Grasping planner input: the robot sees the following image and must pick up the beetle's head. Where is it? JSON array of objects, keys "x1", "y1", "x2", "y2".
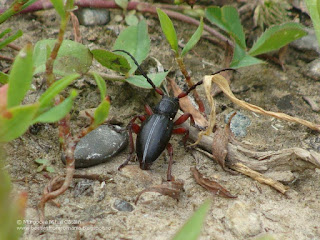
[{"x1": 154, "y1": 95, "x2": 179, "y2": 119}]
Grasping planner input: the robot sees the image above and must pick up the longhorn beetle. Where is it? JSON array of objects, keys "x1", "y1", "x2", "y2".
[{"x1": 114, "y1": 50, "x2": 232, "y2": 181}]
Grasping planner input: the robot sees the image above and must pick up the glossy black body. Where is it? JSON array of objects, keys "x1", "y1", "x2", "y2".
[{"x1": 136, "y1": 95, "x2": 179, "y2": 169}]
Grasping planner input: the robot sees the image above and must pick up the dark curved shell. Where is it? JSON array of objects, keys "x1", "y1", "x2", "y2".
[{"x1": 136, "y1": 114, "x2": 174, "y2": 169}]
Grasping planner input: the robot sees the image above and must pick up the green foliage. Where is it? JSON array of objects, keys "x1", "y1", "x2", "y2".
[
  {"x1": 93, "y1": 99, "x2": 110, "y2": 127},
  {"x1": 0, "y1": 155, "x2": 27, "y2": 240},
  {"x1": 33, "y1": 39, "x2": 93, "y2": 76},
  {"x1": 7, "y1": 44, "x2": 33, "y2": 108},
  {"x1": 157, "y1": 8, "x2": 179, "y2": 55},
  {"x1": 126, "y1": 72, "x2": 169, "y2": 89},
  {"x1": 205, "y1": 6, "x2": 307, "y2": 68},
  {"x1": 305, "y1": 0, "x2": 320, "y2": 48},
  {"x1": 172, "y1": 200, "x2": 211, "y2": 240},
  {"x1": 115, "y1": 0, "x2": 128, "y2": 10},
  {"x1": 33, "y1": 90, "x2": 78, "y2": 124},
  {"x1": 92, "y1": 72, "x2": 107, "y2": 101},
  {"x1": 0, "y1": 46, "x2": 80, "y2": 143},
  {"x1": 0, "y1": 29, "x2": 23, "y2": 50},
  {"x1": 112, "y1": 20, "x2": 150, "y2": 74},
  {"x1": 50, "y1": 0, "x2": 65, "y2": 19},
  {"x1": 37, "y1": 73, "x2": 80, "y2": 111},
  {"x1": 157, "y1": 8, "x2": 204, "y2": 58},
  {"x1": 35, "y1": 159, "x2": 55, "y2": 173},
  {"x1": 0, "y1": 0, "x2": 38, "y2": 24},
  {"x1": 249, "y1": 22, "x2": 307, "y2": 56},
  {"x1": 91, "y1": 49, "x2": 131, "y2": 74},
  {"x1": 181, "y1": 18, "x2": 204, "y2": 57},
  {"x1": 0, "y1": 72, "x2": 9, "y2": 84}
]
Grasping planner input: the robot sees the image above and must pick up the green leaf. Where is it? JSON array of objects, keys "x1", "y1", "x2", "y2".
[
  {"x1": 231, "y1": 44, "x2": 264, "y2": 68},
  {"x1": 33, "y1": 39, "x2": 93, "y2": 76},
  {"x1": 172, "y1": 200, "x2": 211, "y2": 240},
  {"x1": 0, "y1": 72, "x2": 9, "y2": 84},
  {"x1": 0, "y1": 29, "x2": 11, "y2": 39},
  {"x1": 34, "y1": 90, "x2": 77, "y2": 123},
  {"x1": 115, "y1": 0, "x2": 128, "y2": 9},
  {"x1": 0, "y1": 30, "x2": 23, "y2": 50},
  {"x1": 91, "y1": 49, "x2": 130, "y2": 74},
  {"x1": 305, "y1": 0, "x2": 320, "y2": 48},
  {"x1": 91, "y1": 72, "x2": 107, "y2": 101},
  {"x1": 181, "y1": 18, "x2": 204, "y2": 57},
  {"x1": 35, "y1": 159, "x2": 49, "y2": 165},
  {"x1": 37, "y1": 165, "x2": 45, "y2": 172},
  {"x1": 93, "y1": 99, "x2": 110, "y2": 127},
  {"x1": 45, "y1": 166, "x2": 55, "y2": 173},
  {"x1": 126, "y1": 71, "x2": 168, "y2": 89},
  {"x1": 205, "y1": 6, "x2": 246, "y2": 49},
  {"x1": 7, "y1": 44, "x2": 33, "y2": 108},
  {"x1": 157, "y1": 8, "x2": 179, "y2": 54},
  {"x1": 38, "y1": 73, "x2": 79, "y2": 110},
  {"x1": 249, "y1": 22, "x2": 307, "y2": 56},
  {"x1": 125, "y1": 14, "x2": 139, "y2": 26},
  {"x1": 112, "y1": 20, "x2": 150, "y2": 74},
  {"x1": 0, "y1": 104, "x2": 38, "y2": 142},
  {"x1": 50, "y1": 0, "x2": 65, "y2": 19}
]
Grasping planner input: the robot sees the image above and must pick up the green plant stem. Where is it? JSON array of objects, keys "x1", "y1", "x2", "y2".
[
  {"x1": 45, "y1": 17, "x2": 69, "y2": 86},
  {"x1": 0, "y1": 0, "x2": 38, "y2": 24},
  {"x1": 176, "y1": 57, "x2": 205, "y2": 113}
]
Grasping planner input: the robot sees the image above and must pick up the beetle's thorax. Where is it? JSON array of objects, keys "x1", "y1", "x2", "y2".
[{"x1": 153, "y1": 95, "x2": 179, "y2": 119}]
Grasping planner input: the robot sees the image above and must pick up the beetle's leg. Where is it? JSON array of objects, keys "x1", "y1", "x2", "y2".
[
  {"x1": 172, "y1": 127, "x2": 189, "y2": 146},
  {"x1": 166, "y1": 143, "x2": 175, "y2": 181},
  {"x1": 173, "y1": 113, "x2": 194, "y2": 126},
  {"x1": 118, "y1": 115, "x2": 145, "y2": 170},
  {"x1": 144, "y1": 104, "x2": 153, "y2": 116}
]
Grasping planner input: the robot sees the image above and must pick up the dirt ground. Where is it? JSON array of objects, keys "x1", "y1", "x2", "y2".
[{"x1": 2, "y1": 2, "x2": 320, "y2": 240}]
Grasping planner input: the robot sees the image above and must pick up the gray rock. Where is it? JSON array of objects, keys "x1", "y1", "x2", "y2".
[
  {"x1": 225, "y1": 201, "x2": 262, "y2": 237},
  {"x1": 75, "y1": 8, "x2": 110, "y2": 26},
  {"x1": 225, "y1": 112, "x2": 251, "y2": 137},
  {"x1": 113, "y1": 199, "x2": 134, "y2": 212},
  {"x1": 62, "y1": 125, "x2": 128, "y2": 168}
]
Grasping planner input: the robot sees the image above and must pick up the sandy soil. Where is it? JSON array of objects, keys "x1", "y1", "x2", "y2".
[{"x1": 1, "y1": 2, "x2": 320, "y2": 240}]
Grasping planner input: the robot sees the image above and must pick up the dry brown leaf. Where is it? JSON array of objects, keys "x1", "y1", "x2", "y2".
[
  {"x1": 191, "y1": 167, "x2": 237, "y2": 198},
  {"x1": 135, "y1": 180, "x2": 184, "y2": 204},
  {"x1": 211, "y1": 112, "x2": 236, "y2": 169},
  {"x1": 168, "y1": 77, "x2": 208, "y2": 128},
  {"x1": 206, "y1": 74, "x2": 320, "y2": 132}
]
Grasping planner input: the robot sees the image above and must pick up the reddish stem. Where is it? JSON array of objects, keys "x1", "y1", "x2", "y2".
[{"x1": 0, "y1": 0, "x2": 233, "y2": 48}]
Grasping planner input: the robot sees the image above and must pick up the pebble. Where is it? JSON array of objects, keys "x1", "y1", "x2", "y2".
[
  {"x1": 62, "y1": 125, "x2": 128, "y2": 168},
  {"x1": 225, "y1": 201, "x2": 262, "y2": 237},
  {"x1": 303, "y1": 58, "x2": 320, "y2": 81},
  {"x1": 75, "y1": 8, "x2": 111, "y2": 26},
  {"x1": 225, "y1": 112, "x2": 251, "y2": 137},
  {"x1": 74, "y1": 179, "x2": 94, "y2": 198},
  {"x1": 113, "y1": 199, "x2": 134, "y2": 212}
]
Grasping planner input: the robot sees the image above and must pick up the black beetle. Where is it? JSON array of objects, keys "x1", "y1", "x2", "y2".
[{"x1": 114, "y1": 49, "x2": 232, "y2": 181}]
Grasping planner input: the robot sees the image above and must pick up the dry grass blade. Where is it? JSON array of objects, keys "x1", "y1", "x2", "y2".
[
  {"x1": 191, "y1": 167, "x2": 237, "y2": 198},
  {"x1": 135, "y1": 180, "x2": 184, "y2": 204},
  {"x1": 206, "y1": 75, "x2": 320, "y2": 131},
  {"x1": 230, "y1": 162, "x2": 289, "y2": 194}
]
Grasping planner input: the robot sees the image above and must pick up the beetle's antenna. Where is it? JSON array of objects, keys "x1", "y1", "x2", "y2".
[
  {"x1": 177, "y1": 68, "x2": 236, "y2": 99},
  {"x1": 113, "y1": 49, "x2": 164, "y2": 95}
]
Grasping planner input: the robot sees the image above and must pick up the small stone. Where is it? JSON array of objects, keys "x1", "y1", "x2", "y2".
[
  {"x1": 225, "y1": 112, "x2": 251, "y2": 137},
  {"x1": 75, "y1": 8, "x2": 110, "y2": 26},
  {"x1": 303, "y1": 58, "x2": 320, "y2": 81},
  {"x1": 225, "y1": 201, "x2": 262, "y2": 237},
  {"x1": 74, "y1": 179, "x2": 94, "y2": 198},
  {"x1": 113, "y1": 199, "x2": 134, "y2": 212},
  {"x1": 61, "y1": 125, "x2": 128, "y2": 168}
]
